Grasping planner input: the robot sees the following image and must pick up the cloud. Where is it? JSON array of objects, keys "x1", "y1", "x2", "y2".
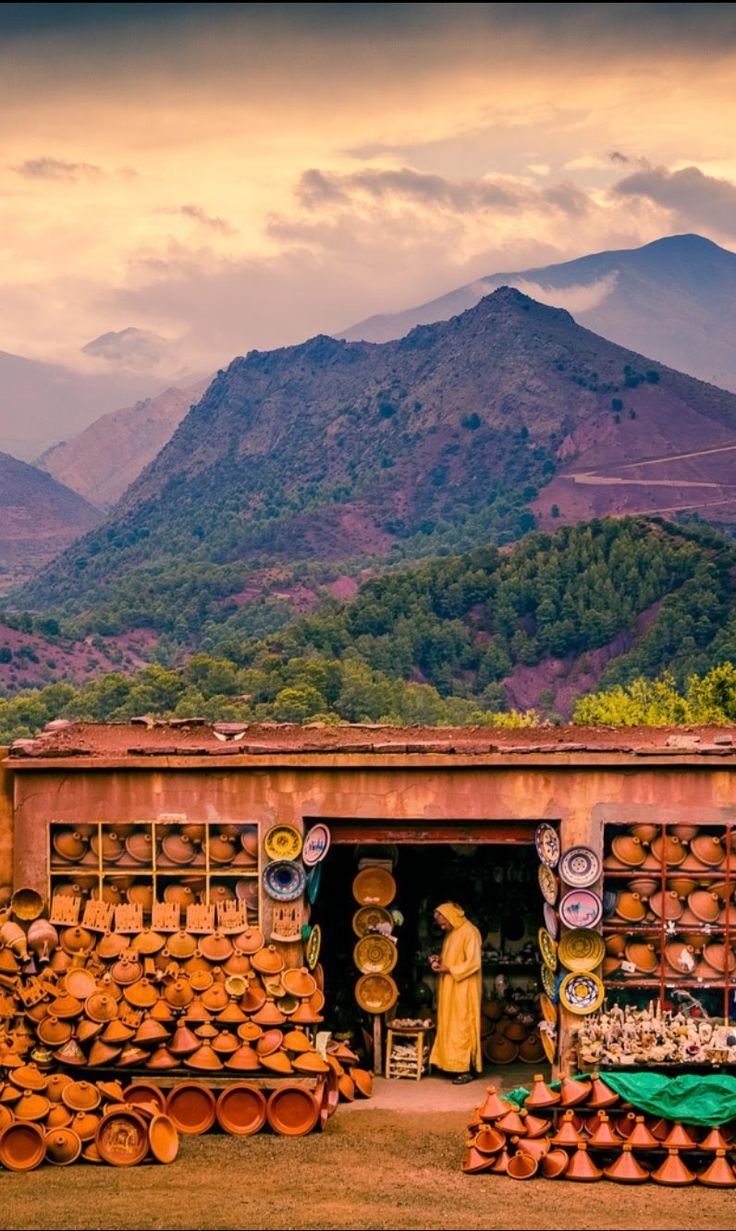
[
  {"x1": 12, "y1": 156, "x2": 103, "y2": 181},
  {"x1": 510, "y1": 273, "x2": 619, "y2": 314},
  {"x1": 296, "y1": 166, "x2": 590, "y2": 217},
  {"x1": 613, "y1": 163, "x2": 736, "y2": 238},
  {"x1": 179, "y1": 204, "x2": 236, "y2": 235}
]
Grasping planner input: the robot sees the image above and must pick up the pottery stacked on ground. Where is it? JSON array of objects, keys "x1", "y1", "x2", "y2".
[
  {"x1": 0, "y1": 1071, "x2": 179, "y2": 1170},
  {"x1": 481, "y1": 998, "x2": 546, "y2": 1066},
  {"x1": 461, "y1": 1074, "x2": 736, "y2": 1185}
]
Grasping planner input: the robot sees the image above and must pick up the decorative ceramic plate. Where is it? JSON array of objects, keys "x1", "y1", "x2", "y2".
[
  {"x1": 539, "y1": 960, "x2": 556, "y2": 999},
  {"x1": 353, "y1": 934, "x2": 398, "y2": 975},
  {"x1": 355, "y1": 973, "x2": 399, "y2": 1014},
  {"x1": 306, "y1": 863, "x2": 322, "y2": 905},
  {"x1": 95, "y1": 1108, "x2": 148, "y2": 1166},
  {"x1": 305, "y1": 924, "x2": 321, "y2": 970},
  {"x1": 540, "y1": 964, "x2": 557, "y2": 999},
  {"x1": 538, "y1": 863, "x2": 558, "y2": 905},
  {"x1": 559, "y1": 889, "x2": 603, "y2": 930},
  {"x1": 537, "y1": 927, "x2": 558, "y2": 972},
  {"x1": 262, "y1": 861, "x2": 306, "y2": 902},
  {"x1": 559, "y1": 971, "x2": 604, "y2": 1016},
  {"x1": 352, "y1": 866, "x2": 397, "y2": 907},
  {"x1": 543, "y1": 903, "x2": 559, "y2": 940},
  {"x1": 559, "y1": 846, "x2": 601, "y2": 889},
  {"x1": 541, "y1": 1029, "x2": 557, "y2": 1064},
  {"x1": 302, "y1": 824, "x2": 331, "y2": 867},
  {"x1": 352, "y1": 906, "x2": 394, "y2": 937},
  {"x1": 535, "y1": 823, "x2": 560, "y2": 869},
  {"x1": 558, "y1": 928, "x2": 605, "y2": 973},
  {"x1": 539, "y1": 993, "x2": 557, "y2": 1024},
  {"x1": 263, "y1": 825, "x2": 302, "y2": 862}
]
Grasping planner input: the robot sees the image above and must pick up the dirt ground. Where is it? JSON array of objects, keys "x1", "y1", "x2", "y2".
[{"x1": 5, "y1": 1071, "x2": 734, "y2": 1231}]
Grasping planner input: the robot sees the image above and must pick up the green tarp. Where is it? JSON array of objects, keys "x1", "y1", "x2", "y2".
[{"x1": 510, "y1": 1072, "x2": 736, "y2": 1127}]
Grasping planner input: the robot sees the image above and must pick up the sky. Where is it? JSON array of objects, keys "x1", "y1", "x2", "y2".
[{"x1": 2, "y1": 2, "x2": 736, "y2": 373}]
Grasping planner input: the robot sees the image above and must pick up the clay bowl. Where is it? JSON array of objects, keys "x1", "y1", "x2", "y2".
[
  {"x1": 165, "y1": 1083, "x2": 217, "y2": 1135},
  {"x1": 95, "y1": 1108, "x2": 148, "y2": 1166},
  {"x1": 266, "y1": 1085, "x2": 319, "y2": 1137},
  {"x1": 627, "y1": 878, "x2": 659, "y2": 899},
  {"x1": 690, "y1": 834, "x2": 725, "y2": 867},
  {"x1": 688, "y1": 890, "x2": 721, "y2": 923},
  {"x1": 667, "y1": 877, "x2": 698, "y2": 899},
  {"x1": 629, "y1": 824, "x2": 660, "y2": 844},
  {"x1": 0, "y1": 1121, "x2": 46, "y2": 1171},
  {"x1": 216, "y1": 1083, "x2": 267, "y2": 1136},
  {"x1": 123, "y1": 1083, "x2": 167, "y2": 1115}
]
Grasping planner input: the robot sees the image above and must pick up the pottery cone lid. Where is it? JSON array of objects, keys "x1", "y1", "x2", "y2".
[
  {"x1": 352, "y1": 1068, "x2": 373, "y2": 1098},
  {"x1": 251, "y1": 945, "x2": 285, "y2": 975},
  {"x1": 216, "y1": 1001, "x2": 247, "y2": 1025},
  {"x1": 184, "y1": 997, "x2": 213, "y2": 1023},
  {"x1": 75, "y1": 1017, "x2": 105, "y2": 1046},
  {"x1": 131, "y1": 929, "x2": 166, "y2": 956},
  {"x1": 241, "y1": 983, "x2": 267, "y2": 1013},
  {"x1": 199, "y1": 933, "x2": 234, "y2": 963},
  {"x1": 117, "y1": 1045, "x2": 150, "y2": 1067},
  {"x1": 10, "y1": 1063, "x2": 47, "y2": 1092},
  {"x1": 260, "y1": 1051, "x2": 294, "y2": 1074},
  {"x1": 44, "y1": 1127, "x2": 82, "y2": 1166},
  {"x1": 234, "y1": 928, "x2": 265, "y2": 955},
  {"x1": 87, "y1": 1040, "x2": 122, "y2": 1067},
  {"x1": 85, "y1": 992, "x2": 119, "y2": 1024},
  {"x1": 165, "y1": 931, "x2": 198, "y2": 959},
  {"x1": 134, "y1": 1019, "x2": 171, "y2": 1046},
  {"x1": 54, "y1": 1039, "x2": 86, "y2": 1066},
  {"x1": 46, "y1": 1072, "x2": 73, "y2": 1102},
  {"x1": 194, "y1": 1022, "x2": 218, "y2": 1040},
  {"x1": 15, "y1": 1091, "x2": 50, "y2": 1121},
  {"x1": 237, "y1": 1021, "x2": 263, "y2": 1042},
  {"x1": 213, "y1": 1030, "x2": 240, "y2": 1055},
  {"x1": 45, "y1": 1105, "x2": 72, "y2": 1131},
  {"x1": 224, "y1": 1044, "x2": 262, "y2": 1072},
  {"x1": 256, "y1": 1028, "x2": 284, "y2": 1057},
  {"x1": 49, "y1": 994, "x2": 84, "y2": 1020},
  {"x1": 62, "y1": 1081, "x2": 101, "y2": 1112},
  {"x1": 146, "y1": 1046, "x2": 180, "y2": 1071},
  {"x1": 148, "y1": 1113, "x2": 179, "y2": 1164},
  {"x1": 461, "y1": 1144, "x2": 496, "y2": 1173},
  {"x1": 0, "y1": 1120, "x2": 46, "y2": 1171},
  {"x1": 97, "y1": 1080, "x2": 125, "y2": 1103},
  {"x1": 150, "y1": 999, "x2": 176, "y2": 1023},
  {"x1": 292, "y1": 1052, "x2": 330, "y2": 1075},
  {"x1": 169, "y1": 1024, "x2": 201, "y2": 1057},
  {"x1": 200, "y1": 984, "x2": 229, "y2": 1012},
  {"x1": 252, "y1": 1001, "x2": 287, "y2": 1026},
  {"x1": 185, "y1": 1044, "x2": 224, "y2": 1071},
  {"x1": 95, "y1": 1108, "x2": 148, "y2": 1166},
  {"x1": 282, "y1": 967, "x2": 317, "y2": 998},
  {"x1": 284, "y1": 1029, "x2": 315, "y2": 1054},
  {"x1": 101, "y1": 1020, "x2": 135, "y2": 1045},
  {"x1": 63, "y1": 969, "x2": 97, "y2": 1000},
  {"x1": 124, "y1": 978, "x2": 158, "y2": 1009},
  {"x1": 338, "y1": 1074, "x2": 355, "y2": 1101}
]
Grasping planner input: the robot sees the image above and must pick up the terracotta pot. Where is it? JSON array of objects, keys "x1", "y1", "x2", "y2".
[
  {"x1": 260, "y1": 1051, "x2": 294, "y2": 1075},
  {"x1": 165, "y1": 931, "x2": 197, "y2": 960},
  {"x1": 662, "y1": 1123, "x2": 698, "y2": 1149},
  {"x1": 71, "y1": 1109, "x2": 101, "y2": 1142},
  {"x1": 95, "y1": 1107, "x2": 148, "y2": 1166},
  {"x1": 134, "y1": 1019, "x2": 171, "y2": 1048},
  {"x1": 509, "y1": 1134, "x2": 550, "y2": 1162},
  {"x1": 166, "y1": 1083, "x2": 217, "y2": 1135},
  {"x1": 629, "y1": 824, "x2": 659, "y2": 844},
  {"x1": 688, "y1": 890, "x2": 721, "y2": 923},
  {"x1": 200, "y1": 984, "x2": 229, "y2": 1013},
  {"x1": 701, "y1": 1127, "x2": 732, "y2": 1151},
  {"x1": 338, "y1": 1074, "x2": 356, "y2": 1102},
  {"x1": 461, "y1": 1142, "x2": 495, "y2": 1173},
  {"x1": 184, "y1": 996, "x2": 213, "y2": 1023},
  {"x1": 110, "y1": 954, "x2": 143, "y2": 986},
  {"x1": 185, "y1": 1044, "x2": 224, "y2": 1072},
  {"x1": 525, "y1": 1073, "x2": 561, "y2": 1109},
  {"x1": 690, "y1": 834, "x2": 725, "y2": 866},
  {"x1": 611, "y1": 836, "x2": 647, "y2": 867},
  {"x1": 251, "y1": 945, "x2": 285, "y2": 976},
  {"x1": 614, "y1": 892, "x2": 646, "y2": 923},
  {"x1": 101, "y1": 1019, "x2": 135, "y2": 1046},
  {"x1": 0, "y1": 1121, "x2": 46, "y2": 1171},
  {"x1": 234, "y1": 928, "x2": 265, "y2": 955},
  {"x1": 551, "y1": 1111, "x2": 584, "y2": 1147},
  {"x1": 44, "y1": 1127, "x2": 82, "y2": 1166},
  {"x1": 628, "y1": 1116, "x2": 658, "y2": 1149},
  {"x1": 15, "y1": 1090, "x2": 50, "y2": 1121},
  {"x1": 237, "y1": 1021, "x2": 263, "y2": 1043},
  {"x1": 292, "y1": 1052, "x2": 330, "y2": 1075},
  {"x1": 540, "y1": 1147, "x2": 569, "y2": 1178},
  {"x1": 587, "y1": 1113, "x2": 620, "y2": 1148},
  {"x1": 352, "y1": 1068, "x2": 373, "y2": 1098},
  {"x1": 168, "y1": 1024, "x2": 201, "y2": 1058},
  {"x1": 199, "y1": 933, "x2": 234, "y2": 963},
  {"x1": 282, "y1": 967, "x2": 317, "y2": 999},
  {"x1": 266, "y1": 1085, "x2": 319, "y2": 1136},
  {"x1": 52, "y1": 830, "x2": 88, "y2": 862},
  {"x1": 702, "y1": 942, "x2": 736, "y2": 973},
  {"x1": 586, "y1": 1074, "x2": 619, "y2": 1110},
  {"x1": 145, "y1": 1046, "x2": 180, "y2": 1072},
  {"x1": 650, "y1": 834, "x2": 686, "y2": 866},
  {"x1": 627, "y1": 878, "x2": 659, "y2": 899},
  {"x1": 698, "y1": 1149, "x2": 736, "y2": 1187},
  {"x1": 216, "y1": 1000, "x2": 247, "y2": 1026},
  {"x1": 251, "y1": 1000, "x2": 287, "y2": 1027},
  {"x1": 604, "y1": 1143, "x2": 649, "y2": 1183},
  {"x1": 479, "y1": 1086, "x2": 512, "y2": 1121},
  {"x1": 11, "y1": 1062, "x2": 48, "y2": 1092},
  {"x1": 122, "y1": 1083, "x2": 167, "y2": 1115},
  {"x1": 212, "y1": 1030, "x2": 240, "y2": 1056},
  {"x1": 149, "y1": 1000, "x2": 176, "y2": 1024},
  {"x1": 649, "y1": 890, "x2": 683, "y2": 920},
  {"x1": 62, "y1": 1080, "x2": 101, "y2": 1112},
  {"x1": 495, "y1": 1108, "x2": 526, "y2": 1135},
  {"x1": 651, "y1": 1148, "x2": 696, "y2": 1185},
  {"x1": 507, "y1": 1150, "x2": 538, "y2": 1180},
  {"x1": 165, "y1": 979, "x2": 195, "y2": 1010},
  {"x1": 566, "y1": 1142, "x2": 602, "y2": 1181},
  {"x1": 225, "y1": 1044, "x2": 262, "y2": 1072},
  {"x1": 667, "y1": 877, "x2": 698, "y2": 898},
  {"x1": 605, "y1": 934, "x2": 627, "y2": 957},
  {"x1": 559, "y1": 1076, "x2": 592, "y2": 1107},
  {"x1": 117, "y1": 1044, "x2": 151, "y2": 1068},
  {"x1": 96, "y1": 933, "x2": 129, "y2": 960}
]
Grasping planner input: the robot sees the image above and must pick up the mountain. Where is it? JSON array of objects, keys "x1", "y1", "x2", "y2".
[
  {"x1": 37, "y1": 379, "x2": 211, "y2": 509},
  {"x1": 0, "y1": 347, "x2": 183, "y2": 461},
  {"x1": 0, "y1": 452, "x2": 102, "y2": 593},
  {"x1": 342, "y1": 234, "x2": 736, "y2": 392},
  {"x1": 19, "y1": 288, "x2": 736, "y2": 639},
  {"x1": 81, "y1": 327, "x2": 173, "y2": 370}
]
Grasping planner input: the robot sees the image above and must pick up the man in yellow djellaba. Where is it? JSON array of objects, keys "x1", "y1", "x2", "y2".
[{"x1": 428, "y1": 902, "x2": 482, "y2": 1085}]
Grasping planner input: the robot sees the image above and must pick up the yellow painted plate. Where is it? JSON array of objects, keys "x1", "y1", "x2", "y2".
[
  {"x1": 538, "y1": 927, "x2": 558, "y2": 972},
  {"x1": 353, "y1": 934, "x2": 398, "y2": 975},
  {"x1": 263, "y1": 825, "x2": 302, "y2": 862},
  {"x1": 541, "y1": 1029, "x2": 557, "y2": 1064},
  {"x1": 558, "y1": 928, "x2": 605, "y2": 973},
  {"x1": 539, "y1": 993, "x2": 557, "y2": 1024},
  {"x1": 559, "y1": 971, "x2": 604, "y2": 1016}
]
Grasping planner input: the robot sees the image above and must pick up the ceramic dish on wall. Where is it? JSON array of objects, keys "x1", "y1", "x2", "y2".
[
  {"x1": 559, "y1": 971, "x2": 604, "y2": 1015},
  {"x1": 305, "y1": 925, "x2": 321, "y2": 970},
  {"x1": 263, "y1": 825, "x2": 303, "y2": 863},
  {"x1": 538, "y1": 927, "x2": 558, "y2": 972},
  {"x1": 262, "y1": 861, "x2": 306, "y2": 902},
  {"x1": 559, "y1": 889, "x2": 603, "y2": 930},
  {"x1": 559, "y1": 846, "x2": 601, "y2": 889},
  {"x1": 353, "y1": 934, "x2": 398, "y2": 975},
  {"x1": 540, "y1": 964, "x2": 558, "y2": 999},
  {"x1": 355, "y1": 973, "x2": 398, "y2": 1014},
  {"x1": 535, "y1": 824, "x2": 560, "y2": 869},
  {"x1": 352, "y1": 906, "x2": 394, "y2": 937},
  {"x1": 352, "y1": 867, "x2": 396, "y2": 907},
  {"x1": 302, "y1": 824, "x2": 331, "y2": 867},
  {"x1": 543, "y1": 903, "x2": 559, "y2": 940},
  {"x1": 538, "y1": 864, "x2": 558, "y2": 905},
  {"x1": 558, "y1": 929, "x2": 605, "y2": 973}
]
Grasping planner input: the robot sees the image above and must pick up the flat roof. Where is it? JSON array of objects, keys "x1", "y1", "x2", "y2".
[{"x1": 5, "y1": 720, "x2": 736, "y2": 770}]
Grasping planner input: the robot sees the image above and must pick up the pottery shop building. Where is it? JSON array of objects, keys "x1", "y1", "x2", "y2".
[{"x1": 3, "y1": 721, "x2": 736, "y2": 1079}]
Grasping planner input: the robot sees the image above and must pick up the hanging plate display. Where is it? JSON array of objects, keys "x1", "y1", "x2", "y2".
[
  {"x1": 352, "y1": 867, "x2": 396, "y2": 907},
  {"x1": 558, "y1": 846, "x2": 601, "y2": 889},
  {"x1": 535, "y1": 823, "x2": 560, "y2": 869},
  {"x1": 537, "y1": 927, "x2": 558, "y2": 972},
  {"x1": 305, "y1": 925, "x2": 321, "y2": 971},
  {"x1": 353, "y1": 934, "x2": 398, "y2": 975},
  {"x1": 306, "y1": 863, "x2": 322, "y2": 905},
  {"x1": 540, "y1": 964, "x2": 557, "y2": 1000},
  {"x1": 541, "y1": 1029, "x2": 557, "y2": 1064},
  {"x1": 262, "y1": 861, "x2": 306, "y2": 903},
  {"x1": 539, "y1": 993, "x2": 557, "y2": 1024},
  {"x1": 352, "y1": 906, "x2": 394, "y2": 937},
  {"x1": 263, "y1": 825, "x2": 302, "y2": 863},
  {"x1": 558, "y1": 928, "x2": 606, "y2": 973},
  {"x1": 302, "y1": 824, "x2": 331, "y2": 867},
  {"x1": 355, "y1": 973, "x2": 398, "y2": 1014},
  {"x1": 559, "y1": 889, "x2": 603, "y2": 930},
  {"x1": 537, "y1": 864, "x2": 558, "y2": 906},
  {"x1": 543, "y1": 903, "x2": 559, "y2": 940},
  {"x1": 559, "y1": 971, "x2": 604, "y2": 1016}
]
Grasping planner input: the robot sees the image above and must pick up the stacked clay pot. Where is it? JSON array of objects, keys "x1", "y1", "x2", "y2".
[
  {"x1": 461, "y1": 1073, "x2": 736, "y2": 1185},
  {"x1": 481, "y1": 999, "x2": 545, "y2": 1066},
  {"x1": 50, "y1": 821, "x2": 259, "y2": 921},
  {"x1": 0, "y1": 1071, "x2": 179, "y2": 1170}
]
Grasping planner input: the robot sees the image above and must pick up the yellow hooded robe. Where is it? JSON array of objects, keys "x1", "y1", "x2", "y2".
[{"x1": 429, "y1": 902, "x2": 482, "y2": 1073}]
